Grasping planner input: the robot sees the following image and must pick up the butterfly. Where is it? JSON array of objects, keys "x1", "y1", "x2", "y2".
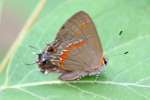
[{"x1": 36, "y1": 11, "x2": 107, "y2": 80}]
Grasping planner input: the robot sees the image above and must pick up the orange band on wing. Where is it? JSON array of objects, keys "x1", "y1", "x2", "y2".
[
  {"x1": 59, "y1": 40, "x2": 86, "y2": 69},
  {"x1": 99, "y1": 56, "x2": 105, "y2": 65}
]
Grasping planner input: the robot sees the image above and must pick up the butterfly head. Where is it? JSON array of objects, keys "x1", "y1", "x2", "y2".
[{"x1": 36, "y1": 45, "x2": 58, "y2": 74}]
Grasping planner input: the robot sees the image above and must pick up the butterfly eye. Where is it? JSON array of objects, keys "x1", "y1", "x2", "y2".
[{"x1": 47, "y1": 47, "x2": 56, "y2": 52}]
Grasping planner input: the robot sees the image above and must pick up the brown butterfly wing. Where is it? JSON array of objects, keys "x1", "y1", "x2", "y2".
[{"x1": 56, "y1": 11, "x2": 104, "y2": 72}]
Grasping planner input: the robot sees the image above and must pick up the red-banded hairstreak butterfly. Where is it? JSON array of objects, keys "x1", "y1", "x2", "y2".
[{"x1": 36, "y1": 11, "x2": 107, "y2": 80}]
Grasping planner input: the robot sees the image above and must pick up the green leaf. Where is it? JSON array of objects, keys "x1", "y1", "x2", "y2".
[{"x1": 1, "y1": 0, "x2": 150, "y2": 99}]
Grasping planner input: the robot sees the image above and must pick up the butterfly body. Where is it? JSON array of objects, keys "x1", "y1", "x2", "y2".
[{"x1": 37, "y1": 11, "x2": 106, "y2": 80}]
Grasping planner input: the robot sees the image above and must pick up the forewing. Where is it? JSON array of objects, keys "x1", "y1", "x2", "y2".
[{"x1": 56, "y1": 11, "x2": 104, "y2": 71}]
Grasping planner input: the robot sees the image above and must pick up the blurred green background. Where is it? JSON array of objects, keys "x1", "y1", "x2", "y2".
[{"x1": 0, "y1": 0, "x2": 38, "y2": 62}]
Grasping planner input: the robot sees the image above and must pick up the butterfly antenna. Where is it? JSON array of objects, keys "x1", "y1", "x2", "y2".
[
  {"x1": 29, "y1": 45, "x2": 39, "y2": 50},
  {"x1": 25, "y1": 62, "x2": 37, "y2": 66}
]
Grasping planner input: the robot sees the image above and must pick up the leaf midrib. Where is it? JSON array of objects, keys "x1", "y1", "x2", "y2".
[{"x1": 1, "y1": 80, "x2": 150, "y2": 92}]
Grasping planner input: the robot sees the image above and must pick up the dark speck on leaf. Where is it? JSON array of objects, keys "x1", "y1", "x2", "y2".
[
  {"x1": 124, "y1": 51, "x2": 128, "y2": 54},
  {"x1": 119, "y1": 30, "x2": 123, "y2": 36}
]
